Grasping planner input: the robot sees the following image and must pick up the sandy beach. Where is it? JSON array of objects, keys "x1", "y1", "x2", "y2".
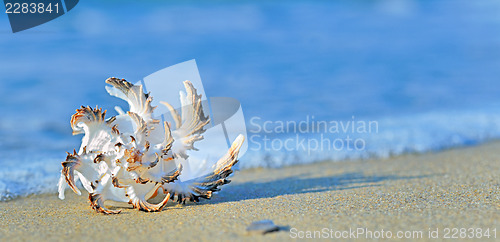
[{"x1": 1, "y1": 142, "x2": 499, "y2": 241}]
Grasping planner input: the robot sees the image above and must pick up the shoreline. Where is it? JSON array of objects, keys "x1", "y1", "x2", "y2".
[{"x1": 1, "y1": 142, "x2": 499, "y2": 241}]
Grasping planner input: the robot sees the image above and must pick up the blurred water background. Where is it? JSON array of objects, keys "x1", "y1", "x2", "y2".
[{"x1": 1, "y1": 0, "x2": 500, "y2": 200}]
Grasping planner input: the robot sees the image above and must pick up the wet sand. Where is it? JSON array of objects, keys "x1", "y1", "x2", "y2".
[{"x1": 0, "y1": 142, "x2": 499, "y2": 241}]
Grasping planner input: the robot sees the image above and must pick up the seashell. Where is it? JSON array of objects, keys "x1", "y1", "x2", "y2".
[{"x1": 58, "y1": 77, "x2": 245, "y2": 214}]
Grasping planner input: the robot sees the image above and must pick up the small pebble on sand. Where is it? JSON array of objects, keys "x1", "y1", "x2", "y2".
[{"x1": 246, "y1": 220, "x2": 280, "y2": 234}]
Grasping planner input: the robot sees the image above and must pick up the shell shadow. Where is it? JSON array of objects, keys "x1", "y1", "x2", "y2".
[{"x1": 204, "y1": 171, "x2": 432, "y2": 205}]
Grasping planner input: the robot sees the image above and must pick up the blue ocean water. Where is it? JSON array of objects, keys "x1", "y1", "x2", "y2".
[{"x1": 1, "y1": 0, "x2": 500, "y2": 200}]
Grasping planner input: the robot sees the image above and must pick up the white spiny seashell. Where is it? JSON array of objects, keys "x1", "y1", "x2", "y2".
[{"x1": 58, "y1": 77, "x2": 245, "y2": 214}]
